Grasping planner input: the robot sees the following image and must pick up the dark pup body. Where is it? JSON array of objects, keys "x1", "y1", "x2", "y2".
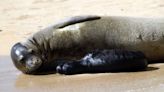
[{"x1": 56, "y1": 49, "x2": 148, "y2": 75}]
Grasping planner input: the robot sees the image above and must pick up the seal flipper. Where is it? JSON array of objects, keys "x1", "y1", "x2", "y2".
[{"x1": 54, "y1": 15, "x2": 101, "y2": 28}]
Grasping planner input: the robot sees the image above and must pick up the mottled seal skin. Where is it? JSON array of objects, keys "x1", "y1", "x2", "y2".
[
  {"x1": 56, "y1": 49, "x2": 148, "y2": 75},
  {"x1": 11, "y1": 15, "x2": 164, "y2": 74}
]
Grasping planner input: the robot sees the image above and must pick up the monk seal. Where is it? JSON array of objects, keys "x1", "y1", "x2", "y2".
[{"x1": 11, "y1": 15, "x2": 164, "y2": 74}]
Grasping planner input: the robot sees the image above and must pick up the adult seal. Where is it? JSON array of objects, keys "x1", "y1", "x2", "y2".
[{"x1": 11, "y1": 15, "x2": 164, "y2": 74}]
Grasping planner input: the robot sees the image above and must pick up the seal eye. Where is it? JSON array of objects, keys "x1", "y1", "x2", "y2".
[
  {"x1": 19, "y1": 55, "x2": 24, "y2": 61},
  {"x1": 28, "y1": 49, "x2": 33, "y2": 53},
  {"x1": 18, "y1": 55, "x2": 24, "y2": 62}
]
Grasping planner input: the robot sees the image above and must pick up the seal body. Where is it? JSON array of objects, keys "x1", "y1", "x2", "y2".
[
  {"x1": 11, "y1": 15, "x2": 164, "y2": 74},
  {"x1": 23, "y1": 16, "x2": 164, "y2": 60}
]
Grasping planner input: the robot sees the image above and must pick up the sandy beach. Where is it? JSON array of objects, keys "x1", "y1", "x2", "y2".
[{"x1": 1, "y1": 0, "x2": 164, "y2": 92}]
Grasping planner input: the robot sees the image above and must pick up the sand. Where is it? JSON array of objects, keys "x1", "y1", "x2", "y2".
[{"x1": 1, "y1": 0, "x2": 164, "y2": 92}]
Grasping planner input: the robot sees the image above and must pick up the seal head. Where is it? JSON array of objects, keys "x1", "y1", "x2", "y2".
[{"x1": 11, "y1": 43, "x2": 42, "y2": 74}]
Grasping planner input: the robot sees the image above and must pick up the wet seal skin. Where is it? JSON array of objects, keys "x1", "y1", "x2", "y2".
[
  {"x1": 11, "y1": 43, "x2": 43, "y2": 74},
  {"x1": 56, "y1": 49, "x2": 148, "y2": 75},
  {"x1": 10, "y1": 15, "x2": 164, "y2": 74}
]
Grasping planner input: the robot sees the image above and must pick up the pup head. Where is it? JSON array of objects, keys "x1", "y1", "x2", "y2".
[{"x1": 10, "y1": 43, "x2": 42, "y2": 74}]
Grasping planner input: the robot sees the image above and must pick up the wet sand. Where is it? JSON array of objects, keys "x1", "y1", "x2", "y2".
[{"x1": 1, "y1": 0, "x2": 164, "y2": 92}]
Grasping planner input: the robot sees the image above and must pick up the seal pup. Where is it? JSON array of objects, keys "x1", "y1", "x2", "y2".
[
  {"x1": 11, "y1": 15, "x2": 164, "y2": 74},
  {"x1": 56, "y1": 49, "x2": 148, "y2": 75}
]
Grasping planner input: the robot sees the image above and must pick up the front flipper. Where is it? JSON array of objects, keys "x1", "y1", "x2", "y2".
[
  {"x1": 56, "y1": 61, "x2": 87, "y2": 75},
  {"x1": 56, "y1": 49, "x2": 148, "y2": 75},
  {"x1": 53, "y1": 15, "x2": 101, "y2": 28}
]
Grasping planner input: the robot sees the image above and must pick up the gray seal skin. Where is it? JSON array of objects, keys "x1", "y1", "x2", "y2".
[{"x1": 11, "y1": 15, "x2": 164, "y2": 74}]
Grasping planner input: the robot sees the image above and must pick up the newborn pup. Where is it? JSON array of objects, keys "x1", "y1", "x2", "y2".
[{"x1": 56, "y1": 49, "x2": 148, "y2": 75}]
